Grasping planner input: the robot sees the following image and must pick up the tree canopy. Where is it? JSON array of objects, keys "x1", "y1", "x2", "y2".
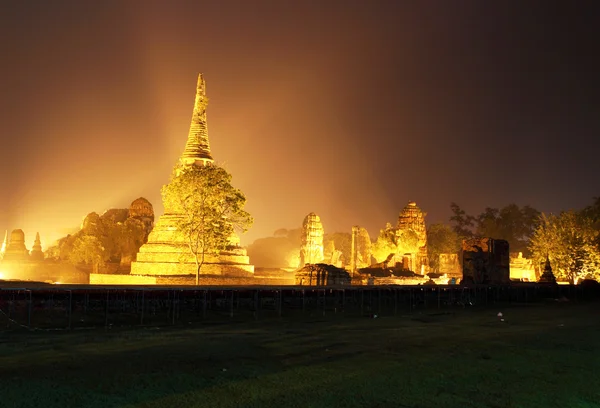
[
  {"x1": 449, "y1": 203, "x2": 540, "y2": 255},
  {"x1": 69, "y1": 235, "x2": 108, "y2": 273},
  {"x1": 426, "y1": 223, "x2": 461, "y2": 272},
  {"x1": 162, "y1": 164, "x2": 253, "y2": 284},
  {"x1": 530, "y1": 210, "x2": 600, "y2": 283}
]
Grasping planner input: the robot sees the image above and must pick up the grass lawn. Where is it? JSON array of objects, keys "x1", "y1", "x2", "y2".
[{"x1": 0, "y1": 301, "x2": 599, "y2": 408}]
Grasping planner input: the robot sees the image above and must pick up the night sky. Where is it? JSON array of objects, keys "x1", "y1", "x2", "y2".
[{"x1": 0, "y1": 1, "x2": 598, "y2": 249}]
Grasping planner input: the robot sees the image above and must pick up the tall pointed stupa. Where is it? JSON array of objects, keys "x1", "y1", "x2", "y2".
[
  {"x1": 180, "y1": 74, "x2": 213, "y2": 167},
  {"x1": 128, "y1": 74, "x2": 254, "y2": 281}
]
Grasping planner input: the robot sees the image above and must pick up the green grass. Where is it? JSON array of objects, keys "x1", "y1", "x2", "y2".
[{"x1": 1, "y1": 302, "x2": 600, "y2": 408}]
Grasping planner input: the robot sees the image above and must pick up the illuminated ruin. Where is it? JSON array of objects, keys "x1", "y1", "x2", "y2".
[
  {"x1": 299, "y1": 213, "x2": 324, "y2": 266},
  {"x1": 128, "y1": 197, "x2": 155, "y2": 234},
  {"x1": 92, "y1": 74, "x2": 254, "y2": 284},
  {"x1": 350, "y1": 226, "x2": 372, "y2": 274},
  {"x1": 2, "y1": 229, "x2": 30, "y2": 261},
  {"x1": 0, "y1": 229, "x2": 85, "y2": 283},
  {"x1": 509, "y1": 252, "x2": 538, "y2": 282},
  {"x1": 396, "y1": 202, "x2": 428, "y2": 274},
  {"x1": 295, "y1": 263, "x2": 351, "y2": 286}
]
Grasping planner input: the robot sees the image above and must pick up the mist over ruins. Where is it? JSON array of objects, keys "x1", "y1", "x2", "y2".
[{"x1": 0, "y1": 75, "x2": 598, "y2": 287}]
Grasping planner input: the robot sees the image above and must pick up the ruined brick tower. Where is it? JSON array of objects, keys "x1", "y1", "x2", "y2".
[{"x1": 300, "y1": 213, "x2": 325, "y2": 266}]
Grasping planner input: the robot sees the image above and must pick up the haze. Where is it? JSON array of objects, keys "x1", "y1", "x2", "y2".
[{"x1": 0, "y1": 1, "x2": 598, "y2": 249}]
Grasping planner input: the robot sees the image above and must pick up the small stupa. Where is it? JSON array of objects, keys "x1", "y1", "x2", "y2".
[
  {"x1": 30, "y1": 232, "x2": 44, "y2": 261},
  {"x1": 538, "y1": 256, "x2": 557, "y2": 284}
]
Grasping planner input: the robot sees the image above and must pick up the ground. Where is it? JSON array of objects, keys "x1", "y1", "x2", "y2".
[{"x1": 0, "y1": 302, "x2": 599, "y2": 408}]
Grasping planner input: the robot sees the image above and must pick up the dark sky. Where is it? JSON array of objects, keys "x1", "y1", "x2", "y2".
[{"x1": 0, "y1": 0, "x2": 598, "y2": 249}]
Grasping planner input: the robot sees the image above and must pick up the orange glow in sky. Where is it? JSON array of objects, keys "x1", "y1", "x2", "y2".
[{"x1": 1, "y1": 2, "x2": 598, "y2": 251}]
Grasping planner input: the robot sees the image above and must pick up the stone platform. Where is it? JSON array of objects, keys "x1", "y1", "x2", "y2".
[
  {"x1": 90, "y1": 269, "x2": 294, "y2": 286},
  {"x1": 129, "y1": 212, "x2": 255, "y2": 279}
]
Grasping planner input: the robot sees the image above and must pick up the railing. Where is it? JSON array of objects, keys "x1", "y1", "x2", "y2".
[{"x1": 0, "y1": 283, "x2": 594, "y2": 332}]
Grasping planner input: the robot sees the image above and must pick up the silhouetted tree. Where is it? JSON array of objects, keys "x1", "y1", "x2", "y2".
[
  {"x1": 427, "y1": 223, "x2": 461, "y2": 272},
  {"x1": 475, "y1": 204, "x2": 540, "y2": 255},
  {"x1": 449, "y1": 202, "x2": 475, "y2": 238}
]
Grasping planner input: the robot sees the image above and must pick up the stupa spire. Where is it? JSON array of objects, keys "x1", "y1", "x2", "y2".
[
  {"x1": 180, "y1": 73, "x2": 213, "y2": 166},
  {"x1": 1, "y1": 230, "x2": 7, "y2": 254},
  {"x1": 30, "y1": 232, "x2": 44, "y2": 261}
]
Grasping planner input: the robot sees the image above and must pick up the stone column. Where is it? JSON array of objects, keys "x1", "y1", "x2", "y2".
[{"x1": 350, "y1": 226, "x2": 359, "y2": 275}]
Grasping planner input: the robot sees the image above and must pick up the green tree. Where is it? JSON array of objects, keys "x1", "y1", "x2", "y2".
[
  {"x1": 69, "y1": 235, "x2": 108, "y2": 273},
  {"x1": 581, "y1": 196, "x2": 600, "y2": 223},
  {"x1": 581, "y1": 197, "x2": 600, "y2": 249},
  {"x1": 475, "y1": 204, "x2": 540, "y2": 255},
  {"x1": 397, "y1": 229, "x2": 419, "y2": 255},
  {"x1": 449, "y1": 202, "x2": 475, "y2": 239},
  {"x1": 117, "y1": 218, "x2": 147, "y2": 263},
  {"x1": 530, "y1": 211, "x2": 600, "y2": 283},
  {"x1": 162, "y1": 164, "x2": 253, "y2": 285},
  {"x1": 427, "y1": 223, "x2": 461, "y2": 272},
  {"x1": 372, "y1": 223, "x2": 398, "y2": 263}
]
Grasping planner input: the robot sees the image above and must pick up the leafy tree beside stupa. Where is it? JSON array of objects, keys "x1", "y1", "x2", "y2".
[{"x1": 161, "y1": 163, "x2": 253, "y2": 285}]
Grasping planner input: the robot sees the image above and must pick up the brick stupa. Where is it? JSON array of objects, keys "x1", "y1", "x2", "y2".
[
  {"x1": 2, "y1": 229, "x2": 30, "y2": 261},
  {"x1": 128, "y1": 74, "x2": 254, "y2": 282}
]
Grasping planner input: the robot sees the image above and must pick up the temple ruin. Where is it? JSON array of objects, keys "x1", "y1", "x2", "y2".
[
  {"x1": 396, "y1": 202, "x2": 428, "y2": 274},
  {"x1": 295, "y1": 263, "x2": 351, "y2": 286},
  {"x1": 461, "y1": 237, "x2": 510, "y2": 284},
  {"x1": 0, "y1": 229, "x2": 85, "y2": 283},
  {"x1": 299, "y1": 213, "x2": 324, "y2": 266},
  {"x1": 128, "y1": 197, "x2": 155, "y2": 235},
  {"x1": 350, "y1": 226, "x2": 372, "y2": 274},
  {"x1": 92, "y1": 74, "x2": 254, "y2": 284}
]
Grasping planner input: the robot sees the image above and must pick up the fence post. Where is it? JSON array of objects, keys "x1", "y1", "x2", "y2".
[
  {"x1": 104, "y1": 290, "x2": 110, "y2": 329},
  {"x1": 140, "y1": 290, "x2": 145, "y2": 326},
  {"x1": 67, "y1": 290, "x2": 72, "y2": 330},
  {"x1": 172, "y1": 290, "x2": 176, "y2": 325},
  {"x1": 278, "y1": 290, "x2": 283, "y2": 317},
  {"x1": 27, "y1": 290, "x2": 32, "y2": 330},
  {"x1": 230, "y1": 290, "x2": 235, "y2": 318},
  {"x1": 6, "y1": 292, "x2": 12, "y2": 329}
]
